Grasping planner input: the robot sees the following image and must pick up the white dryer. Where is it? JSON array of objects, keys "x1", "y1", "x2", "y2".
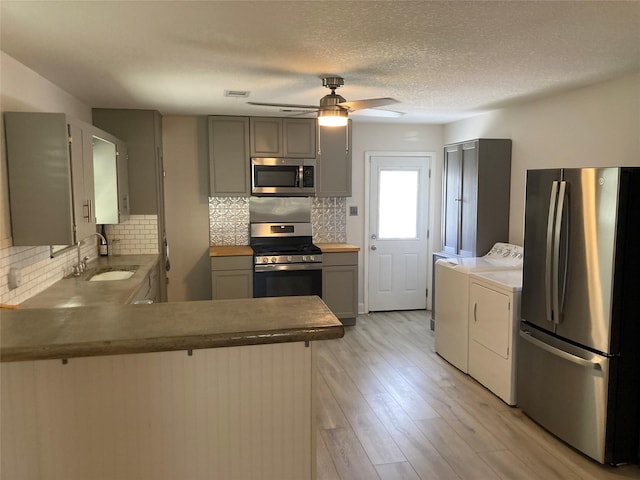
[
  {"x1": 468, "y1": 269, "x2": 522, "y2": 405},
  {"x1": 434, "y1": 243, "x2": 523, "y2": 374}
]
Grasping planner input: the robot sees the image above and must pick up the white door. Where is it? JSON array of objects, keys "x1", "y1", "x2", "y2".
[{"x1": 368, "y1": 156, "x2": 430, "y2": 311}]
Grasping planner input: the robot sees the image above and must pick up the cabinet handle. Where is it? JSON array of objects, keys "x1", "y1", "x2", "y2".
[
  {"x1": 83, "y1": 200, "x2": 91, "y2": 221},
  {"x1": 455, "y1": 198, "x2": 463, "y2": 202},
  {"x1": 473, "y1": 303, "x2": 477, "y2": 322}
]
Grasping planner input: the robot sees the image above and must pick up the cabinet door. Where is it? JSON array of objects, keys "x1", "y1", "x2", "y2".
[
  {"x1": 442, "y1": 144, "x2": 462, "y2": 255},
  {"x1": 322, "y1": 252, "x2": 358, "y2": 322},
  {"x1": 317, "y1": 121, "x2": 352, "y2": 197},
  {"x1": 69, "y1": 119, "x2": 96, "y2": 241},
  {"x1": 250, "y1": 117, "x2": 283, "y2": 157},
  {"x1": 4, "y1": 112, "x2": 75, "y2": 246},
  {"x1": 459, "y1": 141, "x2": 478, "y2": 257},
  {"x1": 283, "y1": 118, "x2": 316, "y2": 158},
  {"x1": 211, "y1": 270, "x2": 253, "y2": 299},
  {"x1": 116, "y1": 139, "x2": 130, "y2": 221},
  {"x1": 208, "y1": 116, "x2": 250, "y2": 196}
]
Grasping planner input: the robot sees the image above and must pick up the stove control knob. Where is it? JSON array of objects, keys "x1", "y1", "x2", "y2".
[
  {"x1": 271, "y1": 257, "x2": 277, "y2": 263},
  {"x1": 309, "y1": 255, "x2": 315, "y2": 262},
  {"x1": 287, "y1": 256, "x2": 293, "y2": 262},
  {"x1": 302, "y1": 255, "x2": 309, "y2": 262},
  {"x1": 263, "y1": 258, "x2": 269, "y2": 264}
]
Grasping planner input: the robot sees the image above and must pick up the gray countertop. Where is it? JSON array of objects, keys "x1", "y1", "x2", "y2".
[
  {"x1": 1, "y1": 296, "x2": 344, "y2": 362},
  {"x1": 19, "y1": 254, "x2": 159, "y2": 308}
]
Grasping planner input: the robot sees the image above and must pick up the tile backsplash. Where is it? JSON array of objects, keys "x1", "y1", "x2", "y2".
[
  {"x1": 0, "y1": 214, "x2": 158, "y2": 305},
  {"x1": 104, "y1": 215, "x2": 159, "y2": 255},
  {"x1": 209, "y1": 197, "x2": 347, "y2": 245}
]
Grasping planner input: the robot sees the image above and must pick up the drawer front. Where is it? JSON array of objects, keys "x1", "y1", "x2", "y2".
[
  {"x1": 322, "y1": 252, "x2": 357, "y2": 267},
  {"x1": 211, "y1": 255, "x2": 253, "y2": 271}
]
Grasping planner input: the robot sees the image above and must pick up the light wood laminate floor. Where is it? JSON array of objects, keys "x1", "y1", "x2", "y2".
[{"x1": 316, "y1": 311, "x2": 640, "y2": 480}]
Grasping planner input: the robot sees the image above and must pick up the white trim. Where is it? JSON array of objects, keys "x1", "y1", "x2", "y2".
[{"x1": 364, "y1": 151, "x2": 436, "y2": 313}]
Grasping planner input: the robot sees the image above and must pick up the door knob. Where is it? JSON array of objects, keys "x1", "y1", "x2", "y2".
[{"x1": 371, "y1": 245, "x2": 377, "y2": 251}]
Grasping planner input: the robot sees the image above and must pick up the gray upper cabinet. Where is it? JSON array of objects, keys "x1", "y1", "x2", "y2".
[
  {"x1": 441, "y1": 138, "x2": 512, "y2": 257},
  {"x1": 283, "y1": 118, "x2": 316, "y2": 157},
  {"x1": 92, "y1": 109, "x2": 164, "y2": 216},
  {"x1": 317, "y1": 121, "x2": 352, "y2": 197},
  {"x1": 208, "y1": 116, "x2": 250, "y2": 196},
  {"x1": 250, "y1": 117, "x2": 316, "y2": 158},
  {"x1": 4, "y1": 112, "x2": 96, "y2": 246}
]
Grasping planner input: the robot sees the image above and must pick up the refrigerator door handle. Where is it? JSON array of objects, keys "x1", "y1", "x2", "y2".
[
  {"x1": 519, "y1": 330, "x2": 602, "y2": 370},
  {"x1": 545, "y1": 181, "x2": 559, "y2": 323},
  {"x1": 552, "y1": 181, "x2": 567, "y2": 325}
]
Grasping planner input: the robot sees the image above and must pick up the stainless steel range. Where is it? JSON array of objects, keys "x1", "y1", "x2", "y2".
[{"x1": 249, "y1": 197, "x2": 322, "y2": 298}]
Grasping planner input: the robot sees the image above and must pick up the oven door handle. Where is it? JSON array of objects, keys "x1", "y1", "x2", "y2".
[{"x1": 255, "y1": 263, "x2": 322, "y2": 272}]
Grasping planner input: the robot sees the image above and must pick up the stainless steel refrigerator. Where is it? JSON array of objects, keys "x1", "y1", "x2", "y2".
[{"x1": 517, "y1": 167, "x2": 640, "y2": 465}]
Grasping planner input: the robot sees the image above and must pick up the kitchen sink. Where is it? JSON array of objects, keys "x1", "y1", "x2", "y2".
[{"x1": 88, "y1": 266, "x2": 138, "y2": 282}]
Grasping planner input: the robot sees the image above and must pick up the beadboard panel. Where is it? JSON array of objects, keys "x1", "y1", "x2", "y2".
[{"x1": 2, "y1": 342, "x2": 316, "y2": 480}]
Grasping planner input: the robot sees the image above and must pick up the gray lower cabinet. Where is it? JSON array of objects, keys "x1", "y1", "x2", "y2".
[
  {"x1": 322, "y1": 252, "x2": 358, "y2": 325},
  {"x1": 130, "y1": 260, "x2": 160, "y2": 304},
  {"x1": 211, "y1": 256, "x2": 253, "y2": 299},
  {"x1": 4, "y1": 112, "x2": 96, "y2": 246},
  {"x1": 208, "y1": 116, "x2": 250, "y2": 196},
  {"x1": 250, "y1": 117, "x2": 316, "y2": 158},
  {"x1": 317, "y1": 120, "x2": 352, "y2": 197}
]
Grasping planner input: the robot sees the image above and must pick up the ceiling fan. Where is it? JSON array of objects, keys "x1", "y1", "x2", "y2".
[{"x1": 248, "y1": 76, "x2": 400, "y2": 126}]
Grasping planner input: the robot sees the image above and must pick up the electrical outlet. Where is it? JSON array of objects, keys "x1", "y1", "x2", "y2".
[
  {"x1": 349, "y1": 206, "x2": 358, "y2": 216},
  {"x1": 8, "y1": 267, "x2": 22, "y2": 290}
]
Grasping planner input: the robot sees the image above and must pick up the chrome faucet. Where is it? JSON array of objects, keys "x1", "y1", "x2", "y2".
[{"x1": 73, "y1": 232, "x2": 108, "y2": 276}]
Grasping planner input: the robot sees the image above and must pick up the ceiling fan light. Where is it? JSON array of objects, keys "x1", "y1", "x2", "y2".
[{"x1": 318, "y1": 109, "x2": 348, "y2": 127}]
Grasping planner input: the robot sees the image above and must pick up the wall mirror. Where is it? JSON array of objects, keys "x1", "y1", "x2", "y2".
[{"x1": 93, "y1": 135, "x2": 119, "y2": 224}]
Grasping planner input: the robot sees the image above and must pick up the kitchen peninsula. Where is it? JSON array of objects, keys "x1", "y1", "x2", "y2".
[{"x1": 1, "y1": 296, "x2": 344, "y2": 480}]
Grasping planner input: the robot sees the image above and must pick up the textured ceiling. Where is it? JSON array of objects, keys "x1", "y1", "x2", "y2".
[{"x1": 1, "y1": 1, "x2": 639, "y2": 124}]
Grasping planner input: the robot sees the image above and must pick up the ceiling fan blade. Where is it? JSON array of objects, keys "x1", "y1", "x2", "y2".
[
  {"x1": 247, "y1": 101, "x2": 319, "y2": 109},
  {"x1": 338, "y1": 97, "x2": 399, "y2": 112},
  {"x1": 351, "y1": 109, "x2": 405, "y2": 118}
]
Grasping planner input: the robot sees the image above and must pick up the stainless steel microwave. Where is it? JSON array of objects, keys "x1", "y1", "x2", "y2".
[{"x1": 251, "y1": 158, "x2": 316, "y2": 196}]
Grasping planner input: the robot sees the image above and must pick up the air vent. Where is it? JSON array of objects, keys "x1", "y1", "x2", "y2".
[{"x1": 224, "y1": 90, "x2": 250, "y2": 98}]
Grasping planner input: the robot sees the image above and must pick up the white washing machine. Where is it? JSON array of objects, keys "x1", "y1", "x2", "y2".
[
  {"x1": 468, "y1": 269, "x2": 522, "y2": 405},
  {"x1": 434, "y1": 243, "x2": 523, "y2": 374}
]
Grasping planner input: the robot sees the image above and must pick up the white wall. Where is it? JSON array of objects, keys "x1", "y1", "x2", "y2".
[
  {"x1": 444, "y1": 72, "x2": 640, "y2": 245},
  {"x1": 348, "y1": 122, "x2": 444, "y2": 312}
]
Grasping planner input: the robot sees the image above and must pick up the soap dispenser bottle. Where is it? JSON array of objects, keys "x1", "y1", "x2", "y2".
[{"x1": 99, "y1": 225, "x2": 109, "y2": 256}]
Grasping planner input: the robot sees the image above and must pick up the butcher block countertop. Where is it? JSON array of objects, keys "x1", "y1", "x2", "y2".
[
  {"x1": 209, "y1": 245, "x2": 253, "y2": 256},
  {"x1": 1, "y1": 296, "x2": 344, "y2": 363},
  {"x1": 316, "y1": 243, "x2": 360, "y2": 253}
]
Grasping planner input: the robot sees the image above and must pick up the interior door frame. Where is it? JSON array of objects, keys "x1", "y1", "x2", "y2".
[{"x1": 364, "y1": 151, "x2": 436, "y2": 313}]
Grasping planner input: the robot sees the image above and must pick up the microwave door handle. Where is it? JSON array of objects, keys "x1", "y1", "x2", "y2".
[{"x1": 297, "y1": 166, "x2": 303, "y2": 188}]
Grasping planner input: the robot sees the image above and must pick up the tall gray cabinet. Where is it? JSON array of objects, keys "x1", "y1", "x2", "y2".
[
  {"x1": 441, "y1": 138, "x2": 511, "y2": 257},
  {"x1": 92, "y1": 108, "x2": 168, "y2": 302}
]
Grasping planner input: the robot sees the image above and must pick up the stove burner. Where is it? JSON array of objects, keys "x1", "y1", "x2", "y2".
[{"x1": 250, "y1": 222, "x2": 322, "y2": 265}]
